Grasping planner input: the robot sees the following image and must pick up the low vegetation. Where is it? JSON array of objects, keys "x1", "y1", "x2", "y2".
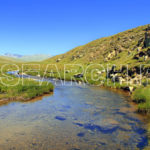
[
  {"x1": 0, "y1": 76, "x2": 54, "y2": 102},
  {"x1": 132, "y1": 86, "x2": 150, "y2": 113}
]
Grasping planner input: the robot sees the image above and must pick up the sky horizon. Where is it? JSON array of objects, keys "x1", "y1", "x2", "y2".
[{"x1": 0, "y1": 0, "x2": 150, "y2": 56}]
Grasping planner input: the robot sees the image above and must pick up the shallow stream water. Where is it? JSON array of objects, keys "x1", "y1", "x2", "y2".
[{"x1": 0, "y1": 77, "x2": 148, "y2": 150}]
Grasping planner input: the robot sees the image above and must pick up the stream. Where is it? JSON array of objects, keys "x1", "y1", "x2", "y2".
[{"x1": 0, "y1": 73, "x2": 149, "y2": 149}]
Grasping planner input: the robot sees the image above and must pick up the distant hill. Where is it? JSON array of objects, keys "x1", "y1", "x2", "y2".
[
  {"x1": 3, "y1": 53, "x2": 51, "y2": 62},
  {"x1": 4, "y1": 53, "x2": 23, "y2": 58},
  {"x1": 43, "y1": 24, "x2": 150, "y2": 68},
  {"x1": 0, "y1": 56, "x2": 22, "y2": 64}
]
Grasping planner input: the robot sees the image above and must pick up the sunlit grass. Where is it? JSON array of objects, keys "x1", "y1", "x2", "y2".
[
  {"x1": 133, "y1": 86, "x2": 150, "y2": 113},
  {"x1": 0, "y1": 77, "x2": 54, "y2": 101}
]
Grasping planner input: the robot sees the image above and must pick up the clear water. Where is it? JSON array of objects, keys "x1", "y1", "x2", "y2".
[{"x1": 0, "y1": 80, "x2": 148, "y2": 150}]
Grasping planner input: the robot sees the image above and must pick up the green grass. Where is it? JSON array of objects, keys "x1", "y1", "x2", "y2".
[
  {"x1": 0, "y1": 77, "x2": 54, "y2": 101},
  {"x1": 132, "y1": 86, "x2": 150, "y2": 113},
  {"x1": 0, "y1": 56, "x2": 23, "y2": 64}
]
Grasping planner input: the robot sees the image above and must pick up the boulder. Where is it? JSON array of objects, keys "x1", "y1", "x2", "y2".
[
  {"x1": 101, "y1": 69, "x2": 105, "y2": 73},
  {"x1": 130, "y1": 75, "x2": 141, "y2": 85},
  {"x1": 144, "y1": 55, "x2": 148, "y2": 61},
  {"x1": 74, "y1": 74, "x2": 84, "y2": 78},
  {"x1": 132, "y1": 78, "x2": 140, "y2": 84},
  {"x1": 129, "y1": 86, "x2": 134, "y2": 93},
  {"x1": 96, "y1": 71, "x2": 102, "y2": 75},
  {"x1": 56, "y1": 58, "x2": 61, "y2": 62},
  {"x1": 107, "y1": 50, "x2": 116, "y2": 60},
  {"x1": 78, "y1": 81, "x2": 82, "y2": 85},
  {"x1": 79, "y1": 55, "x2": 83, "y2": 58},
  {"x1": 118, "y1": 77, "x2": 126, "y2": 84},
  {"x1": 123, "y1": 86, "x2": 134, "y2": 93},
  {"x1": 22, "y1": 73, "x2": 27, "y2": 75},
  {"x1": 37, "y1": 74, "x2": 40, "y2": 77}
]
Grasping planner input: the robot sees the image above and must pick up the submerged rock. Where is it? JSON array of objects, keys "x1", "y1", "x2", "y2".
[
  {"x1": 77, "y1": 132, "x2": 85, "y2": 137},
  {"x1": 55, "y1": 116, "x2": 66, "y2": 121}
]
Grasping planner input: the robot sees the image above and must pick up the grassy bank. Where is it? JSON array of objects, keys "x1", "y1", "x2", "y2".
[
  {"x1": 132, "y1": 86, "x2": 150, "y2": 113},
  {"x1": 0, "y1": 77, "x2": 54, "y2": 101}
]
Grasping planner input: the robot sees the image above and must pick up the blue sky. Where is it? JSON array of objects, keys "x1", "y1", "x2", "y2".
[{"x1": 0, "y1": 0, "x2": 150, "y2": 56}]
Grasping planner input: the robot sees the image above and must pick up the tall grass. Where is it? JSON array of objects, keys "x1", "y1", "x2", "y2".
[
  {"x1": 0, "y1": 78, "x2": 54, "y2": 101},
  {"x1": 132, "y1": 86, "x2": 150, "y2": 113}
]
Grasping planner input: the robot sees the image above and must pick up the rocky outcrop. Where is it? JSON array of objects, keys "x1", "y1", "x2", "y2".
[
  {"x1": 133, "y1": 48, "x2": 150, "y2": 61},
  {"x1": 144, "y1": 25, "x2": 150, "y2": 48}
]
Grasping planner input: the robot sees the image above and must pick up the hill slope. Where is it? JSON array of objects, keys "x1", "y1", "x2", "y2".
[
  {"x1": 20, "y1": 54, "x2": 51, "y2": 62},
  {"x1": 43, "y1": 24, "x2": 150, "y2": 67},
  {"x1": 3, "y1": 53, "x2": 51, "y2": 62},
  {"x1": 0, "y1": 56, "x2": 23, "y2": 64}
]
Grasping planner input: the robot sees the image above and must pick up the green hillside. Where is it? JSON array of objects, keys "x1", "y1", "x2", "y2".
[
  {"x1": 43, "y1": 24, "x2": 150, "y2": 67},
  {"x1": 18, "y1": 54, "x2": 51, "y2": 62},
  {"x1": 0, "y1": 56, "x2": 23, "y2": 64}
]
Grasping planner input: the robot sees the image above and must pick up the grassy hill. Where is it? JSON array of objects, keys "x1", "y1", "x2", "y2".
[
  {"x1": 0, "y1": 56, "x2": 23, "y2": 64},
  {"x1": 19, "y1": 54, "x2": 51, "y2": 62},
  {"x1": 3, "y1": 53, "x2": 51, "y2": 62},
  {"x1": 43, "y1": 24, "x2": 150, "y2": 67}
]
